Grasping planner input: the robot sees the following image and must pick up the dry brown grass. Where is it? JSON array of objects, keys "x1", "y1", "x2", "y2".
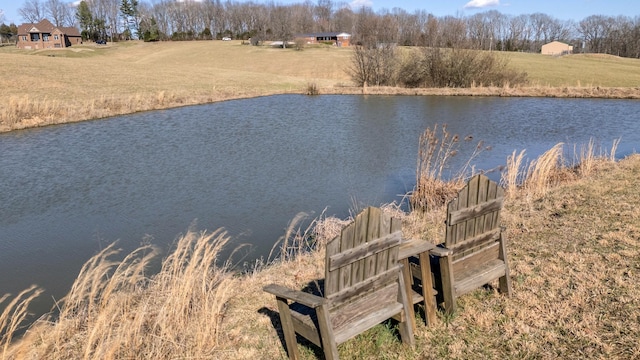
[
  {"x1": 501, "y1": 138, "x2": 622, "y2": 200},
  {"x1": 2, "y1": 41, "x2": 640, "y2": 133},
  {"x1": 2, "y1": 230, "x2": 236, "y2": 359},
  {"x1": 0, "y1": 41, "x2": 352, "y2": 132},
  {"x1": 250, "y1": 153, "x2": 640, "y2": 359},
  {"x1": 411, "y1": 124, "x2": 486, "y2": 211},
  {"x1": 1, "y1": 146, "x2": 638, "y2": 359},
  {"x1": 0, "y1": 286, "x2": 43, "y2": 356}
]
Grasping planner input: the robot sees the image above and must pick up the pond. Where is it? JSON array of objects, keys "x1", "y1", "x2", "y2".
[{"x1": 0, "y1": 94, "x2": 638, "y2": 317}]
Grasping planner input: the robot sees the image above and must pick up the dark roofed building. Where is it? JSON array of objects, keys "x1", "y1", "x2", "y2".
[
  {"x1": 17, "y1": 19, "x2": 82, "y2": 50},
  {"x1": 296, "y1": 32, "x2": 351, "y2": 47}
]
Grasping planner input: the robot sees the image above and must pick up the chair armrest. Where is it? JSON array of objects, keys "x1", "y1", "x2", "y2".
[
  {"x1": 429, "y1": 246, "x2": 453, "y2": 257},
  {"x1": 399, "y1": 238, "x2": 436, "y2": 259},
  {"x1": 263, "y1": 284, "x2": 326, "y2": 308}
]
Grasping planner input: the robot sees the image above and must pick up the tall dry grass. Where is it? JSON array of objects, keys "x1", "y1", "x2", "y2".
[
  {"x1": 573, "y1": 137, "x2": 621, "y2": 177},
  {"x1": 523, "y1": 142, "x2": 565, "y2": 198},
  {"x1": 411, "y1": 124, "x2": 486, "y2": 211},
  {"x1": 0, "y1": 90, "x2": 265, "y2": 132},
  {"x1": 2, "y1": 229, "x2": 236, "y2": 359},
  {"x1": 501, "y1": 138, "x2": 621, "y2": 199},
  {"x1": 0, "y1": 286, "x2": 43, "y2": 357}
]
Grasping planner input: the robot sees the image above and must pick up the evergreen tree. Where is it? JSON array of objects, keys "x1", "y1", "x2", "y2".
[
  {"x1": 120, "y1": 0, "x2": 140, "y2": 39},
  {"x1": 75, "y1": 1, "x2": 93, "y2": 41},
  {"x1": 141, "y1": 16, "x2": 159, "y2": 42}
]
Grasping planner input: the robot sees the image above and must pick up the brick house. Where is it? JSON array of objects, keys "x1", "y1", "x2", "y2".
[
  {"x1": 296, "y1": 32, "x2": 351, "y2": 47},
  {"x1": 541, "y1": 41, "x2": 573, "y2": 55},
  {"x1": 16, "y1": 19, "x2": 82, "y2": 50}
]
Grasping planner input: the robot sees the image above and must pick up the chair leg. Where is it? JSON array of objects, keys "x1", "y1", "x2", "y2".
[
  {"x1": 316, "y1": 305, "x2": 339, "y2": 360},
  {"x1": 499, "y1": 235, "x2": 513, "y2": 297},
  {"x1": 400, "y1": 258, "x2": 417, "y2": 332},
  {"x1": 396, "y1": 271, "x2": 415, "y2": 346},
  {"x1": 274, "y1": 296, "x2": 300, "y2": 360},
  {"x1": 499, "y1": 274, "x2": 512, "y2": 297},
  {"x1": 439, "y1": 256, "x2": 456, "y2": 314},
  {"x1": 419, "y1": 251, "x2": 437, "y2": 326}
]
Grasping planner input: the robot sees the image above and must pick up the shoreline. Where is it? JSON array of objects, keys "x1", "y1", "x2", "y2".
[{"x1": 2, "y1": 85, "x2": 640, "y2": 134}]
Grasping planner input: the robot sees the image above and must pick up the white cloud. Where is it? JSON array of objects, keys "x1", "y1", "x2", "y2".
[
  {"x1": 463, "y1": 0, "x2": 500, "y2": 9},
  {"x1": 350, "y1": 0, "x2": 373, "y2": 9}
]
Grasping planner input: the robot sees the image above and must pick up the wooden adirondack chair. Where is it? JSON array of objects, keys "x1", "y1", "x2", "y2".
[
  {"x1": 430, "y1": 174, "x2": 513, "y2": 314},
  {"x1": 263, "y1": 207, "x2": 414, "y2": 360}
]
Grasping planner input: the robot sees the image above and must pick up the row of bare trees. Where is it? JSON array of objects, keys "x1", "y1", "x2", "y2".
[
  {"x1": 9, "y1": 0, "x2": 640, "y2": 58},
  {"x1": 18, "y1": 0, "x2": 76, "y2": 27}
]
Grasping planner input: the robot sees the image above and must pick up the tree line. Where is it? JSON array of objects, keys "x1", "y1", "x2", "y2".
[{"x1": 4, "y1": 0, "x2": 640, "y2": 58}]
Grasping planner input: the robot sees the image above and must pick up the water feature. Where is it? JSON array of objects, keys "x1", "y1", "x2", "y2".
[{"x1": 0, "y1": 95, "x2": 638, "y2": 316}]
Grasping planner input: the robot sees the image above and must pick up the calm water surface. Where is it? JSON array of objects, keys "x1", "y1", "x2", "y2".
[{"x1": 1, "y1": 95, "x2": 638, "y2": 315}]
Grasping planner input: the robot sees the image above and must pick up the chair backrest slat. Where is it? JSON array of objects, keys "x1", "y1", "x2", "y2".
[
  {"x1": 328, "y1": 232, "x2": 401, "y2": 271},
  {"x1": 325, "y1": 207, "x2": 401, "y2": 298},
  {"x1": 445, "y1": 175, "x2": 504, "y2": 257}
]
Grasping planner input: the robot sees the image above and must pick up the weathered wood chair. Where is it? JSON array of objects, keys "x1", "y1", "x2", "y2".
[
  {"x1": 429, "y1": 174, "x2": 513, "y2": 314},
  {"x1": 263, "y1": 207, "x2": 414, "y2": 360}
]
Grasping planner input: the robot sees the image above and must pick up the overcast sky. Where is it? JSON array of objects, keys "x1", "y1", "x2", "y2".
[{"x1": 1, "y1": 0, "x2": 638, "y2": 25}]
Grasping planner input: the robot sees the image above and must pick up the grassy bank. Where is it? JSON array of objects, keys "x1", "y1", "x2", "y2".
[
  {"x1": 1, "y1": 41, "x2": 640, "y2": 132},
  {"x1": 1, "y1": 142, "x2": 638, "y2": 359}
]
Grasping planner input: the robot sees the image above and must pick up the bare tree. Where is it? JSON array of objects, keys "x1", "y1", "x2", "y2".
[
  {"x1": 44, "y1": 0, "x2": 64, "y2": 26},
  {"x1": 392, "y1": 8, "x2": 419, "y2": 46},
  {"x1": 349, "y1": 43, "x2": 396, "y2": 86},
  {"x1": 440, "y1": 15, "x2": 467, "y2": 48},
  {"x1": 19, "y1": 0, "x2": 43, "y2": 23},
  {"x1": 290, "y1": 1, "x2": 314, "y2": 35},
  {"x1": 612, "y1": 15, "x2": 640, "y2": 58},
  {"x1": 578, "y1": 15, "x2": 612, "y2": 53},
  {"x1": 333, "y1": 4, "x2": 354, "y2": 33},
  {"x1": 271, "y1": 4, "x2": 293, "y2": 47},
  {"x1": 377, "y1": 10, "x2": 399, "y2": 45},
  {"x1": 422, "y1": 12, "x2": 439, "y2": 47},
  {"x1": 467, "y1": 12, "x2": 490, "y2": 50},
  {"x1": 314, "y1": 0, "x2": 332, "y2": 32},
  {"x1": 32, "y1": 0, "x2": 636, "y2": 61},
  {"x1": 99, "y1": 0, "x2": 120, "y2": 40},
  {"x1": 352, "y1": 6, "x2": 377, "y2": 47},
  {"x1": 506, "y1": 14, "x2": 528, "y2": 51},
  {"x1": 61, "y1": 2, "x2": 76, "y2": 27},
  {"x1": 486, "y1": 10, "x2": 508, "y2": 50},
  {"x1": 350, "y1": 6, "x2": 397, "y2": 86}
]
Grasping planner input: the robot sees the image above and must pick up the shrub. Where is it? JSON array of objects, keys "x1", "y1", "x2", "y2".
[
  {"x1": 294, "y1": 37, "x2": 306, "y2": 50},
  {"x1": 411, "y1": 124, "x2": 487, "y2": 211},
  {"x1": 348, "y1": 44, "x2": 397, "y2": 87},
  {"x1": 418, "y1": 48, "x2": 528, "y2": 88},
  {"x1": 350, "y1": 46, "x2": 527, "y2": 88},
  {"x1": 306, "y1": 82, "x2": 319, "y2": 95},
  {"x1": 396, "y1": 50, "x2": 429, "y2": 88}
]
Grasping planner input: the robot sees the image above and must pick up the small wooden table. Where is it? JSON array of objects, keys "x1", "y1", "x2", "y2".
[{"x1": 399, "y1": 238, "x2": 437, "y2": 330}]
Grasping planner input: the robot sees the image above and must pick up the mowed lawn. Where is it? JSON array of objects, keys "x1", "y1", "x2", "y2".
[
  {"x1": 508, "y1": 51, "x2": 640, "y2": 87},
  {"x1": 1, "y1": 40, "x2": 639, "y2": 131},
  {"x1": 3, "y1": 40, "x2": 640, "y2": 100},
  {"x1": 0, "y1": 41, "x2": 353, "y2": 102}
]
